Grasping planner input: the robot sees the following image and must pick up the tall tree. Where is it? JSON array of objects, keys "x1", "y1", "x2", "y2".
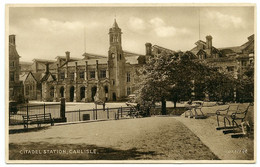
[
  {"x1": 136, "y1": 51, "x2": 177, "y2": 114},
  {"x1": 136, "y1": 50, "x2": 238, "y2": 114}
]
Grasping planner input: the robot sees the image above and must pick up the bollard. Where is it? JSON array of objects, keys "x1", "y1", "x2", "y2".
[
  {"x1": 60, "y1": 98, "x2": 66, "y2": 122},
  {"x1": 43, "y1": 103, "x2": 46, "y2": 121},
  {"x1": 107, "y1": 107, "x2": 109, "y2": 119},
  {"x1": 96, "y1": 108, "x2": 98, "y2": 120},
  {"x1": 93, "y1": 108, "x2": 95, "y2": 120},
  {"x1": 79, "y1": 109, "x2": 81, "y2": 121}
]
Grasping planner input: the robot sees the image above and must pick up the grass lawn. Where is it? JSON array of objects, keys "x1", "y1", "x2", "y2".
[{"x1": 9, "y1": 117, "x2": 219, "y2": 160}]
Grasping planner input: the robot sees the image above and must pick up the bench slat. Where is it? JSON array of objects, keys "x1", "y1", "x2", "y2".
[{"x1": 22, "y1": 113, "x2": 54, "y2": 129}]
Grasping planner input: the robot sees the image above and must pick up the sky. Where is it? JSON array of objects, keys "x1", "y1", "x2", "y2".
[{"x1": 8, "y1": 5, "x2": 255, "y2": 62}]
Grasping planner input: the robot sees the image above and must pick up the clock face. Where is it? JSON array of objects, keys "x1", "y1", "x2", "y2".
[{"x1": 111, "y1": 53, "x2": 115, "y2": 58}]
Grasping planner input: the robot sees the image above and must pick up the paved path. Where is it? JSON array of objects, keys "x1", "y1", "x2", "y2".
[{"x1": 174, "y1": 116, "x2": 254, "y2": 161}]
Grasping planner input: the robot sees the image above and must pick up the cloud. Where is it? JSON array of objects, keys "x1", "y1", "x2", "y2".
[
  {"x1": 35, "y1": 18, "x2": 100, "y2": 34},
  {"x1": 149, "y1": 17, "x2": 190, "y2": 38},
  {"x1": 206, "y1": 10, "x2": 245, "y2": 29},
  {"x1": 150, "y1": 17, "x2": 165, "y2": 27},
  {"x1": 153, "y1": 26, "x2": 177, "y2": 37},
  {"x1": 128, "y1": 17, "x2": 146, "y2": 31}
]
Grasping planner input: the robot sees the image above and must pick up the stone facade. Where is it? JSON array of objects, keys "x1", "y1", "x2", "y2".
[
  {"x1": 9, "y1": 35, "x2": 24, "y2": 102},
  {"x1": 21, "y1": 20, "x2": 150, "y2": 102}
]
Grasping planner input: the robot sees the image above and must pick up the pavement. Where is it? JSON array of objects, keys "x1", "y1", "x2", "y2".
[{"x1": 176, "y1": 106, "x2": 254, "y2": 161}]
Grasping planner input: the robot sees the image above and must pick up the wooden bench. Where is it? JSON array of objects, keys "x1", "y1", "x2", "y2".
[
  {"x1": 122, "y1": 107, "x2": 139, "y2": 118},
  {"x1": 193, "y1": 102, "x2": 207, "y2": 119},
  {"x1": 216, "y1": 104, "x2": 239, "y2": 130},
  {"x1": 216, "y1": 103, "x2": 252, "y2": 135},
  {"x1": 184, "y1": 101, "x2": 207, "y2": 119},
  {"x1": 224, "y1": 103, "x2": 253, "y2": 137},
  {"x1": 22, "y1": 113, "x2": 54, "y2": 129}
]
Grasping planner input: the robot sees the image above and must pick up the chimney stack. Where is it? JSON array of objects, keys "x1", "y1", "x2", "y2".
[
  {"x1": 206, "y1": 35, "x2": 212, "y2": 49},
  {"x1": 145, "y1": 43, "x2": 152, "y2": 56},
  {"x1": 9, "y1": 35, "x2": 16, "y2": 46},
  {"x1": 65, "y1": 51, "x2": 70, "y2": 62},
  {"x1": 45, "y1": 63, "x2": 49, "y2": 74}
]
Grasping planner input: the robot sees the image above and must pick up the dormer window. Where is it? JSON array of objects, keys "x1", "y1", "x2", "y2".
[{"x1": 60, "y1": 72, "x2": 65, "y2": 80}]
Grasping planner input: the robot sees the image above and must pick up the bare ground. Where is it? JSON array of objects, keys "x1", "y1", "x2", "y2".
[{"x1": 9, "y1": 117, "x2": 219, "y2": 160}]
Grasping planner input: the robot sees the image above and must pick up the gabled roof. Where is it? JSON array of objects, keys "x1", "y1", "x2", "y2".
[
  {"x1": 240, "y1": 34, "x2": 254, "y2": 53},
  {"x1": 195, "y1": 40, "x2": 206, "y2": 46},
  {"x1": 19, "y1": 73, "x2": 28, "y2": 82},
  {"x1": 123, "y1": 50, "x2": 143, "y2": 64},
  {"x1": 197, "y1": 49, "x2": 206, "y2": 55},
  {"x1": 32, "y1": 59, "x2": 56, "y2": 63},
  {"x1": 218, "y1": 46, "x2": 242, "y2": 54},
  {"x1": 55, "y1": 56, "x2": 81, "y2": 61},
  {"x1": 123, "y1": 50, "x2": 143, "y2": 57},
  {"x1": 82, "y1": 52, "x2": 107, "y2": 60},
  {"x1": 153, "y1": 45, "x2": 176, "y2": 54},
  {"x1": 20, "y1": 61, "x2": 33, "y2": 65},
  {"x1": 190, "y1": 47, "x2": 201, "y2": 56},
  {"x1": 41, "y1": 72, "x2": 56, "y2": 82},
  {"x1": 23, "y1": 72, "x2": 43, "y2": 83},
  {"x1": 190, "y1": 39, "x2": 221, "y2": 56},
  {"x1": 33, "y1": 72, "x2": 44, "y2": 82},
  {"x1": 218, "y1": 34, "x2": 254, "y2": 55}
]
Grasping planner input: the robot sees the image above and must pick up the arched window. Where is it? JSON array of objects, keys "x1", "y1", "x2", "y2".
[
  {"x1": 104, "y1": 86, "x2": 109, "y2": 94},
  {"x1": 112, "y1": 92, "x2": 117, "y2": 101},
  {"x1": 50, "y1": 86, "x2": 54, "y2": 97},
  {"x1": 80, "y1": 87, "x2": 85, "y2": 100},
  {"x1": 70, "y1": 86, "x2": 75, "y2": 102},
  {"x1": 91, "y1": 86, "x2": 97, "y2": 101}
]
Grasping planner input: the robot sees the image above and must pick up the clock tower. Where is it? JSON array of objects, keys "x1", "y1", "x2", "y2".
[{"x1": 108, "y1": 19, "x2": 126, "y2": 101}]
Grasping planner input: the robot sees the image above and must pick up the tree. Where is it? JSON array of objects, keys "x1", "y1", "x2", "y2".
[
  {"x1": 136, "y1": 51, "x2": 178, "y2": 114},
  {"x1": 205, "y1": 68, "x2": 236, "y2": 103},
  {"x1": 136, "y1": 50, "x2": 239, "y2": 115},
  {"x1": 236, "y1": 65, "x2": 254, "y2": 102}
]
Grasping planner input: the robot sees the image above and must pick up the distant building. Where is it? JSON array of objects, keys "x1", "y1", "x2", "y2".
[
  {"x1": 9, "y1": 35, "x2": 24, "y2": 102},
  {"x1": 17, "y1": 20, "x2": 254, "y2": 102},
  {"x1": 190, "y1": 34, "x2": 254, "y2": 101}
]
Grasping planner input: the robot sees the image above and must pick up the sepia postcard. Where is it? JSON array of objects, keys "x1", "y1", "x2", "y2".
[{"x1": 5, "y1": 3, "x2": 256, "y2": 163}]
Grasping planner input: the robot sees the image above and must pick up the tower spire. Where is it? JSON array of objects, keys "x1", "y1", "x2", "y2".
[{"x1": 112, "y1": 18, "x2": 119, "y2": 29}]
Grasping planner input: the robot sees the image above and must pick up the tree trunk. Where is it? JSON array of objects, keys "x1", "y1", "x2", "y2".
[
  {"x1": 173, "y1": 100, "x2": 177, "y2": 108},
  {"x1": 161, "y1": 98, "x2": 167, "y2": 115}
]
